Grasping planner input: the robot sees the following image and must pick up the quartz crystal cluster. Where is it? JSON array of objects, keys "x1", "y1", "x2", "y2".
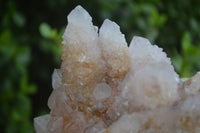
[{"x1": 34, "y1": 5, "x2": 200, "y2": 133}]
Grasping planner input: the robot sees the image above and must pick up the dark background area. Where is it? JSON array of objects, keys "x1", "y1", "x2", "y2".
[{"x1": 0, "y1": 0, "x2": 200, "y2": 133}]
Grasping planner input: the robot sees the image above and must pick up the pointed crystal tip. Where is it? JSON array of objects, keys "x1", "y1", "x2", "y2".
[{"x1": 67, "y1": 5, "x2": 92, "y2": 25}]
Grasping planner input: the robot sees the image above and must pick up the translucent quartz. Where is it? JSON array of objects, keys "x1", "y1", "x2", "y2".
[
  {"x1": 99, "y1": 19, "x2": 130, "y2": 87},
  {"x1": 106, "y1": 94, "x2": 200, "y2": 133},
  {"x1": 52, "y1": 69, "x2": 62, "y2": 90},
  {"x1": 34, "y1": 114, "x2": 50, "y2": 133},
  {"x1": 34, "y1": 5, "x2": 200, "y2": 133},
  {"x1": 121, "y1": 62, "x2": 180, "y2": 110},
  {"x1": 93, "y1": 83, "x2": 112, "y2": 101},
  {"x1": 61, "y1": 5, "x2": 104, "y2": 104}
]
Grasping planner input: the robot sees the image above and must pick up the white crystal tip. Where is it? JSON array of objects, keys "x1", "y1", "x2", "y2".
[
  {"x1": 67, "y1": 5, "x2": 92, "y2": 24},
  {"x1": 100, "y1": 19, "x2": 120, "y2": 35},
  {"x1": 130, "y1": 36, "x2": 150, "y2": 46}
]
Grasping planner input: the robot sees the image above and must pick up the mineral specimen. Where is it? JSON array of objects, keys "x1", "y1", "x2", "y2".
[{"x1": 34, "y1": 5, "x2": 200, "y2": 133}]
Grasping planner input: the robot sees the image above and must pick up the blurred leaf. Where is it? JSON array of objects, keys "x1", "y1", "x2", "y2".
[
  {"x1": 186, "y1": 45, "x2": 199, "y2": 56},
  {"x1": 51, "y1": 29, "x2": 58, "y2": 39},
  {"x1": 39, "y1": 23, "x2": 52, "y2": 38},
  {"x1": 13, "y1": 12, "x2": 26, "y2": 27},
  {"x1": 57, "y1": 27, "x2": 65, "y2": 41},
  {"x1": 0, "y1": 30, "x2": 17, "y2": 58},
  {"x1": 20, "y1": 74, "x2": 37, "y2": 94},
  {"x1": 181, "y1": 32, "x2": 191, "y2": 54},
  {"x1": 150, "y1": 9, "x2": 166, "y2": 28}
]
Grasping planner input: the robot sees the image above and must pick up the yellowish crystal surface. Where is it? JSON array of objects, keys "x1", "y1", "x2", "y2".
[{"x1": 34, "y1": 5, "x2": 200, "y2": 133}]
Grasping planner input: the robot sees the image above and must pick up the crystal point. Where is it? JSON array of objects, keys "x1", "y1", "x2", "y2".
[{"x1": 67, "y1": 5, "x2": 92, "y2": 25}]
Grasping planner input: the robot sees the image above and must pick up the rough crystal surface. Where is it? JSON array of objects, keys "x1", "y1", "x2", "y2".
[
  {"x1": 34, "y1": 5, "x2": 200, "y2": 133},
  {"x1": 183, "y1": 72, "x2": 200, "y2": 95},
  {"x1": 121, "y1": 62, "x2": 180, "y2": 110},
  {"x1": 106, "y1": 94, "x2": 200, "y2": 133},
  {"x1": 34, "y1": 114, "x2": 50, "y2": 133},
  {"x1": 99, "y1": 19, "x2": 130, "y2": 84},
  {"x1": 93, "y1": 83, "x2": 112, "y2": 101}
]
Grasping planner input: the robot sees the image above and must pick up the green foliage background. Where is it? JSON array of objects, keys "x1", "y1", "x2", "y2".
[{"x1": 0, "y1": 0, "x2": 200, "y2": 133}]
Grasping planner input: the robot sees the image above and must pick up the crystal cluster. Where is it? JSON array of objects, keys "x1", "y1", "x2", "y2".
[{"x1": 34, "y1": 5, "x2": 200, "y2": 133}]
